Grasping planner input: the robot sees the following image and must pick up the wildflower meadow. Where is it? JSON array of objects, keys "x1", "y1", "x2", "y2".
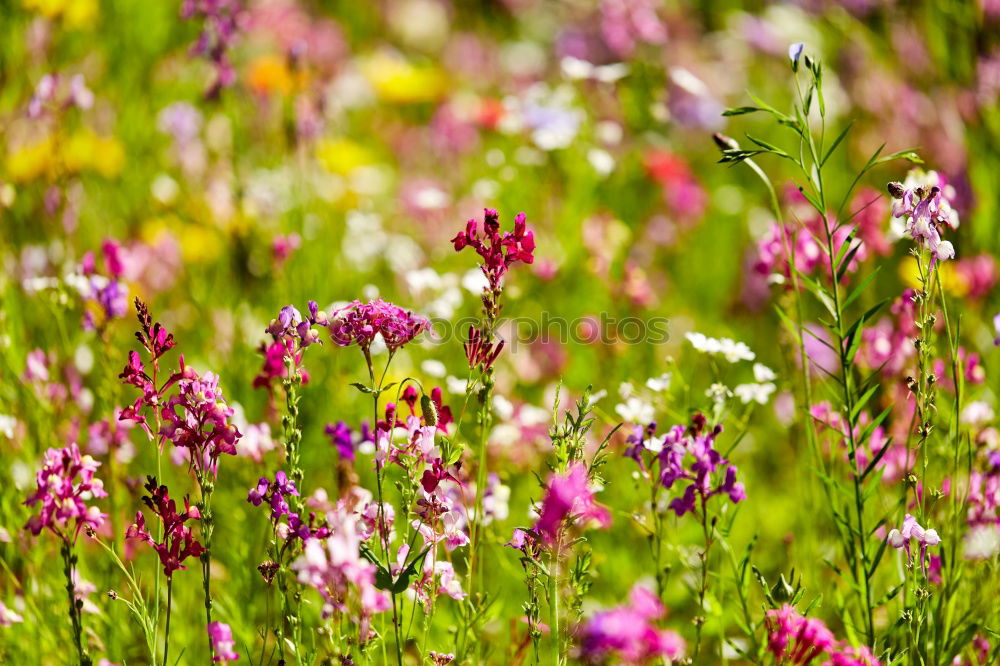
[{"x1": 2, "y1": 1, "x2": 1000, "y2": 664}]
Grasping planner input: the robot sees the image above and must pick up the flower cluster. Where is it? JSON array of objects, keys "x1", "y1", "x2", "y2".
[
  {"x1": 685, "y1": 331, "x2": 756, "y2": 363},
  {"x1": 207, "y1": 621, "x2": 240, "y2": 663},
  {"x1": 247, "y1": 471, "x2": 328, "y2": 548},
  {"x1": 181, "y1": 0, "x2": 244, "y2": 98},
  {"x1": 328, "y1": 298, "x2": 430, "y2": 355},
  {"x1": 888, "y1": 170, "x2": 960, "y2": 262},
  {"x1": 160, "y1": 360, "x2": 241, "y2": 478},
  {"x1": 24, "y1": 443, "x2": 107, "y2": 541},
  {"x1": 255, "y1": 302, "x2": 327, "y2": 393},
  {"x1": 126, "y1": 476, "x2": 204, "y2": 577},
  {"x1": 532, "y1": 463, "x2": 611, "y2": 544},
  {"x1": 766, "y1": 604, "x2": 880, "y2": 665},
  {"x1": 291, "y1": 505, "x2": 391, "y2": 643},
  {"x1": 75, "y1": 241, "x2": 129, "y2": 333},
  {"x1": 628, "y1": 415, "x2": 746, "y2": 517},
  {"x1": 451, "y1": 207, "x2": 535, "y2": 295},
  {"x1": 118, "y1": 299, "x2": 177, "y2": 436},
  {"x1": 576, "y1": 585, "x2": 685, "y2": 664},
  {"x1": 887, "y1": 514, "x2": 942, "y2": 575}
]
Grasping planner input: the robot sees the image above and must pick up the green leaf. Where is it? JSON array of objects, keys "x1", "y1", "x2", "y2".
[
  {"x1": 722, "y1": 106, "x2": 761, "y2": 116},
  {"x1": 842, "y1": 267, "x2": 882, "y2": 310},
  {"x1": 822, "y1": 121, "x2": 854, "y2": 165},
  {"x1": 745, "y1": 133, "x2": 792, "y2": 159},
  {"x1": 868, "y1": 533, "x2": 889, "y2": 579},
  {"x1": 861, "y1": 437, "x2": 893, "y2": 481},
  {"x1": 350, "y1": 382, "x2": 375, "y2": 394},
  {"x1": 850, "y1": 385, "x2": 879, "y2": 425}
]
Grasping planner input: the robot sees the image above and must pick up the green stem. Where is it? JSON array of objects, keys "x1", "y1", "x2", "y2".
[{"x1": 163, "y1": 577, "x2": 173, "y2": 666}]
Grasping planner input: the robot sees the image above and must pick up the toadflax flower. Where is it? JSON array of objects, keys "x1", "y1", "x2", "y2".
[
  {"x1": 292, "y1": 503, "x2": 391, "y2": 644},
  {"x1": 766, "y1": 604, "x2": 880, "y2": 665},
  {"x1": 577, "y1": 584, "x2": 685, "y2": 664},
  {"x1": 160, "y1": 358, "x2": 242, "y2": 478},
  {"x1": 887, "y1": 513, "x2": 941, "y2": 575},
  {"x1": 534, "y1": 464, "x2": 611, "y2": 543},
  {"x1": 24, "y1": 442, "x2": 107, "y2": 541},
  {"x1": 207, "y1": 621, "x2": 239, "y2": 663},
  {"x1": 126, "y1": 476, "x2": 204, "y2": 578},
  {"x1": 887, "y1": 171, "x2": 960, "y2": 262},
  {"x1": 328, "y1": 298, "x2": 430, "y2": 356}
]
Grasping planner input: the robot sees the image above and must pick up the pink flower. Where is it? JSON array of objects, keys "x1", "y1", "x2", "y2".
[
  {"x1": 888, "y1": 514, "x2": 941, "y2": 576},
  {"x1": 577, "y1": 584, "x2": 684, "y2": 664},
  {"x1": 160, "y1": 359, "x2": 241, "y2": 478},
  {"x1": 535, "y1": 464, "x2": 611, "y2": 543},
  {"x1": 207, "y1": 621, "x2": 239, "y2": 663},
  {"x1": 24, "y1": 442, "x2": 107, "y2": 541},
  {"x1": 328, "y1": 299, "x2": 430, "y2": 355}
]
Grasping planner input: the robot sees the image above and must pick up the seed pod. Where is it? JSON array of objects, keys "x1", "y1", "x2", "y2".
[{"x1": 421, "y1": 393, "x2": 438, "y2": 427}]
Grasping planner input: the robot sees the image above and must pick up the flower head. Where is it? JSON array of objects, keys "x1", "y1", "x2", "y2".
[
  {"x1": 577, "y1": 584, "x2": 685, "y2": 664},
  {"x1": 24, "y1": 443, "x2": 107, "y2": 541},
  {"x1": 126, "y1": 476, "x2": 203, "y2": 578},
  {"x1": 535, "y1": 464, "x2": 611, "y2": 543},
  {"x1": 207, "y1": 621, "x2": 240, "y2": 663},
  {"x1": 328, "y1": 299, "x2": 429, "y2": 355}
]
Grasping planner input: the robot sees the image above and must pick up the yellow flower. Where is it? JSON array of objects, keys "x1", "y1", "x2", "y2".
[
  {"x1": 5, "y1": 136, "x2": 56, "y2": 182},
  {"x1": 360, "y1": 52, "x2": 445, "y2": 104},
  {"x1": 898, "y1": 256, "x2": 962, "y2": 295},
  {"x1": 315, "y1": 138, "x2": 374, "y2": 175},
  {"x1": 63, "y1": 130, "x2": 125, "y2": 178},
  {"x1": 22, "y1": 0, "x2": 97, "y2": 29}
]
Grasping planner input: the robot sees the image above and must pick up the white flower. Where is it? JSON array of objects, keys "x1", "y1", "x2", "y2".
[
  {"x1": 734, "y1": 383, "x2": 776, "y2": 405},
  {"x1": 0, "y1": 414, "x2": 16, "y2": 439},
  {"x1": 685, "y1": 332, "x2": 721, "y2": 354},
  {"x1": 706, "y1": 383, "x2": 732, "y2": 404},
  {"x1": 686, "y1": 332, "x2": 755, "y2": 363},
  {"x1": 493, "y1": 395, "x2": 515, "y2": 421},
  {"x1": 961, "y1": 401, "x2": 995, "y2": 426},
  {"x1": 964, "y1": 524, "x2": 1000, "y2": 559},
  {"x1": 421, "y1": 360, "x2": 447, "y2": 378},
  {"x1": 615, "y1": 397, "x2": 655, "y2": 424},
  {"x1": 645, "y1": 373, "x2": 672, "y2": 392},
  {"x1": 644, "y1": 435, "x2": 666, "y2": 454},
  {"x1": 587, "y1": 148, "x2": 615, "y2": 176},
  {"x1": 586, "y1": 389, "x2": 607, "y2": 407},
  {"x1": 717, "y1": 337, "x2": 756, "y2": 363},
  {"x1": 618, "y1": 382, "x2": 634, "y2": 399},
  {"x1": 445, "y1": 376, "x2": 468, "y2": 395},
  {"x1": 753, "y1": 363, "x2": 776, "y2": 383}
]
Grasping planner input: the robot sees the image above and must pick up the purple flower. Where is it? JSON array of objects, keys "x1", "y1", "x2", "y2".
[
  {"x1": 126, "y1": 477, "x2": 203, "y2": 578},
  {"x1": 324, "y1": 421, "x2": 356, "y2": 461},
  {"x1": 788, "y1": 43, "x2": 805, "y2": 69}
]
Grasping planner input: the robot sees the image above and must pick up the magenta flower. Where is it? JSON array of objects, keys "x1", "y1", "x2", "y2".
[
  {"x1": 451, "y1": 208, "x2": 535, "y2": 292},
  {"x1": 535, "y1": 464, "x2": 611, "y2": 543},
  {"x1": 160, "y1": 358, "x2": 241, "y2": 478},
  {"x1": 126, "y1": 477, "x2": 204, "y2": 578},
  {"x1": 207, "y1": 621, "x2": 239, "y2": 663},
  {"x1": 577, "y1": 584, "x2": 685, "y2": 664},
  {"x1": 24, "y1": 443, "x2": 107, "y2": 541},
  {"x1": 765, "y1": 604, "x2": 880, "y2": 665},
  {"x1": 328, "y1": 298, "x2": 429, "y2": 355}
]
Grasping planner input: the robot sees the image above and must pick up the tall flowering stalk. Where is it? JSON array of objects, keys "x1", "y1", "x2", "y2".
[
  {"x1": 506, "y1": 389, "x2": 613, "y2": 665},
  {"x1": 450, "y1": 208, "x2": 534, "y2": 608},
  {"x1": 718, "y1": 44, "x2": 923, "y2": 650},
  {"x1": 24, "y1": 442, "x2": 107, "y2": 665},
  {"x1": 328, "y1": 297, "x2": 429, "y2": 666},
  {"x1": 126, "y1": 477, "x2": 205, "y2": 665},
  {"x1": 119, "y1": 298, "x2": 241, "y2": 659}
]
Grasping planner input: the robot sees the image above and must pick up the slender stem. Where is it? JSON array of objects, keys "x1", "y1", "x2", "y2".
[
  {"x1": 550, "y1": 538, "x2": 561, "y2": 666},
  {"x1": 61, "y1": 539, "x2": 91, "y2": 665},
  {"x1": 163, "y1": 577, "x2": 173, "y2": 666}
]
